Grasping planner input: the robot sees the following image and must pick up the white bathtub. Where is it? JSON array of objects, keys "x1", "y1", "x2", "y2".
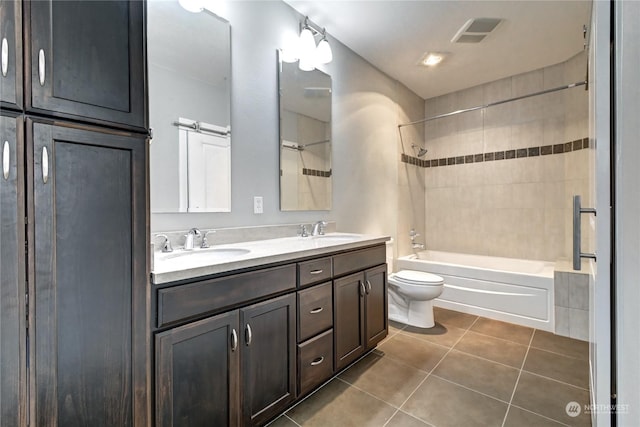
[{"x1": 396, "y1": 250, "x2": 555, "y2": 331}]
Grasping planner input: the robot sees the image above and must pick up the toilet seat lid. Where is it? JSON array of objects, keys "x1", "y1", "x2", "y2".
[{"x1": 394, "y1": 270, "x2": 444, "y2": 285}]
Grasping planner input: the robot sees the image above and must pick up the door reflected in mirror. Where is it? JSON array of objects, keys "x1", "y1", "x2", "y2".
[
  {"x1": 148, "y1": 0, "x2": 231, "y2": 213},
  {"x1": 278, "y1": 51, "x2": 332, "y2": 211}
]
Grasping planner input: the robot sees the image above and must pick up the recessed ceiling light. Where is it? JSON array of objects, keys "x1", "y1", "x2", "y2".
[{"x1": 418, "y1": 52, "x2": 447, "y2": 67}]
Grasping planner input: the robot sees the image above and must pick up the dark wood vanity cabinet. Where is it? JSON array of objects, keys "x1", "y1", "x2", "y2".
[
  {"x1": 156, "y1": 311, "x2": 241, "y2": 427},
  {"x1": 26, "y1": 0, "x2": 146, "y2": 130},
  {"x1": 155, "y1": 293, "x2": 296, "y2": 427},
  {"x1": 241, "y1": 294, "x2": 297, "y2": 426},
  {"x1": 334, "y1": 264, "x2": 388, "y2": 371}
]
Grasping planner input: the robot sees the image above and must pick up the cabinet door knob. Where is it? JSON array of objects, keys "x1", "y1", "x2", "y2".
[
  {"x1": 1, "y1": 38, "x2": 8, "y2": 77},
  {"x1": 245, "y1": 324, "x2": 253, "y2": 346},
  {"x1": 230, "y1": 329, "x2": 238, "y2": 352},
  {"x1": 42, "y1": 147, "x2": 49, "y2": 183},
  {"x1": 365, "y1": 280, "x2": 372, "y2": 295},
  {"x1": 38, "y1": 49, "x2": 46, "y2": 86},
  {"x1": 309, "y1": 307, "x2": 323, "y2": 314},
  {"x1": 310, "y1": 356, "x2": 324, "y2": 366},
  {"x1": 2, "y1": 141, "x2": 9, "y2": 180}
]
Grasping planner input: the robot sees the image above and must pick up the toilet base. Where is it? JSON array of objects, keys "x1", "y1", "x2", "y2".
[{"x1": 388, "y1": 298, "x2": 436, "y2": 329}]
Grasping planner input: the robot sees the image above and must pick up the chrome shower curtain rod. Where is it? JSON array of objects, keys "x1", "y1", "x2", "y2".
[{"x1": 398, "y1": 80, "x2": 587, "y2": 129}]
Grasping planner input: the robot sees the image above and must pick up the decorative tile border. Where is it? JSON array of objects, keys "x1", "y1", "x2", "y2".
[
  {"x1": 302, "y1": 168, "x2": 332, "y2": 177},
  {"x1": 402, "y1": 137, "x2": 590, "y2": 168}
]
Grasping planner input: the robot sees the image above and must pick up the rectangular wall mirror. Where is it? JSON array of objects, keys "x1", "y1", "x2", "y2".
[
  {"x1": 278, "y1": 51, "x2": 332, "y2": 211},
  {"x1": 148, "y1": 0, "x2": 231, "y2": 213}
]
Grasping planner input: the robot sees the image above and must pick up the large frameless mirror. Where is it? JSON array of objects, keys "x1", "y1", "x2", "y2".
[
  {"x1": 278, "y1": 51, "x2": 332, "y2": 211},
  {"x1": 148, "y1": 0, "x2": 231, "y2": 213}
]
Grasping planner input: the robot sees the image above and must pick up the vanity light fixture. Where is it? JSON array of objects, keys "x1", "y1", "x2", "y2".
[{"x1": 295, "y1": 16, "x2": 333, "y2": 71}]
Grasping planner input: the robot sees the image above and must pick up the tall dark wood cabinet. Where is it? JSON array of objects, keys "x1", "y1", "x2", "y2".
[
  {"x1": 0, "y1": 0, "x2": 22, "y2": 109},
  {"x1": 26, "y1": 0, "x2": 145, "y2": 130},
  {"x1": 28, "y1": 119, "x2": 148, "y2": 426},
  {"x1": 0, "y1": 112, "x2": 26, "y2": 426},
  {"x1": 1, "y1": 1, "x2": 149, "y2": 426}
]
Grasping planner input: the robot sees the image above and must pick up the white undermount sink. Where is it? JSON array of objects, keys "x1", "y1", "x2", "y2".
[{"x1": 160, "y1": 247, "x2": 250, "y2": 263}]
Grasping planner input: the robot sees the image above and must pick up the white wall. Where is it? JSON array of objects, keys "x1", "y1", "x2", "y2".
[
  {"x1": 614, "y1": 0, "x2": 640, "y2": 423},
  {"x1": 151, "y1": 1, "x2": 424, "y2": 244}
]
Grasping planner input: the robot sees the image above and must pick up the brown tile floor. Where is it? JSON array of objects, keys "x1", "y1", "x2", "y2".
[{"x1": 270, "y1": 308, "x2": 592, "y2": 427}]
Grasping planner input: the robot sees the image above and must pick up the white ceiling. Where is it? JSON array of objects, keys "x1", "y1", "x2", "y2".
[{"x1": 284, "y1": 0, "x2": 592, "y2": 99}]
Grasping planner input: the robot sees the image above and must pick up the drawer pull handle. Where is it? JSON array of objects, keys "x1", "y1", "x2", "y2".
[
  {"x1": 38, "y1": 49, "x2": 45, "y2": 86},
  {"x1": 1, "y1": 38, "x2": 8, "y2": 77},
  {"x1": 2, "y1": 141, "x2": 9, "y2": 180},
  {"x1": 309, "y1": 269, "x2": 324, "y2": 275},
  {"x1": 309, "y1": 307, "x2": 324, "y2": 314},
  {"x1": 310, "y1": 356, "x2": 324, "y2": 366},
  {"x1": 365, "y1": 280, "x2": 372, "y2": 294},
  {"x1": 245, "y1": 324, "x2": 252, "y2": 346},
  {"x1": 230, "y1": 329, "x2": 238, "y2": 351}
]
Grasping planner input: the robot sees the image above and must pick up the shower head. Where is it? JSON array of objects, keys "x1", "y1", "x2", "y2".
[{"x1": 411, "y1": 144, "x2": 428, "y2": 157}]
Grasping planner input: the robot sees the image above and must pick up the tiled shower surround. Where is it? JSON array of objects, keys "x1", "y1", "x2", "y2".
[{"x1": 417, "y1": 51, "x2": 591, "y2": 262}]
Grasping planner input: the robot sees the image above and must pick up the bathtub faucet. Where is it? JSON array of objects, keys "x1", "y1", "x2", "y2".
[{"x1": 409, "y1": 229, "x2": 425, "y2": 250}]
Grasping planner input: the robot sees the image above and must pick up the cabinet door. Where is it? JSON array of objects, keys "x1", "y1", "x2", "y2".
[
  {"x1": 241, "y1": 293, "x2": 296, "y2": 426},
  {"x1": 365, "y1": 265, "x2": 388, "y2": 349},
  {"x1": 0, "y1": 0, "x2": 23, "y2": 109},
  {"x1": 27, "y1": 1, "x2": 145, "y2": 130},
  {"x1": 0, "y1": 113, "x2": 25, "y2": 426},
  {"x1": 334, "y1": 272, "x2": 365, "y2": 370},
  {"x1": 156, "y1": 311, "x2": 240, "y2": 427},
  {"x1": 29, "y1": 119, "x2": 148, "y2": 426}
]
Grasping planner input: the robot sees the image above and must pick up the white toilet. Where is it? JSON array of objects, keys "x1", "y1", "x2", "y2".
[{"x1": 388, "y1": 270, "x2": 444, "y2": 328}]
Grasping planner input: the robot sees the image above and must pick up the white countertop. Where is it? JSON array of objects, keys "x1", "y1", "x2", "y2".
[{"x1": 151, "y1": 233, "x2": 390, "y2": 284}]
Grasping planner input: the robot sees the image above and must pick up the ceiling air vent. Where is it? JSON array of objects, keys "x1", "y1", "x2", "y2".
[{"x1": 451, "y1": 18, "x2": 503, "y2": 43}]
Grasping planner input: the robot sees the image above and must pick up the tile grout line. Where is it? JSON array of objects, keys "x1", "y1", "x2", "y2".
[
  {"x1": 382, "y1": 316, "x2": 480, "y2": 427},
  {"x1": 501, "y1": 328, "x2": 537, "y2": 427},
  {"x1": 509, "y1": 403, "x2": 572, "y2": 427},
  {"x1": 283, "y1": 414, "x2": 302, "y2": 426},
  {"x1": 519, "y1": 369, "x2": 591, "y2": 392}
]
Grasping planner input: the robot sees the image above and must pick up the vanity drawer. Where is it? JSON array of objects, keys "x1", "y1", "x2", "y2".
[
  {"x1": 298, "y1": 257, "x2": 332, "y2": 287},
  {"x1": 298, "y1": 282, "x2": 333, "y2": 342},
  {"x1": 157, "y1": 264, "x2": 296, "y2": 327},
  {"x1": 298, "y1": 329, "x2": 334, "y2": 396},
  {"x1": 332, "y1": 245, "x2": 386, "y2": 277}
]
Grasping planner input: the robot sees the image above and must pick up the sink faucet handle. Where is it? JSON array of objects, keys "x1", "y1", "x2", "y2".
[
  {"x1": 299, "y1": 224, "x2": 309, "y2": 238},
  {"x1": 201, "y1": 230, "x2": 216, "y2": 249},
  {"x1": 154, "y1": 234, "x2": 173, "y2": 253}
]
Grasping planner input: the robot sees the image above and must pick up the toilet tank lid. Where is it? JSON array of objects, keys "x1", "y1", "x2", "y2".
[{"x1": 394, "y1": 270, "x2": 444, "y2": 284}]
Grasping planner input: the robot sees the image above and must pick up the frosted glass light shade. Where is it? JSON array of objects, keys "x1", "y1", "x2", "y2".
[
  {"x1": 298, "y1": 27, "x2": 316, "y2": 62},
  {"x1": 298, "y1": 57, "x2": 315, "y2": 71},
  {"x1": 316, "y1": 38, "x2": 332, "y2": 64}
]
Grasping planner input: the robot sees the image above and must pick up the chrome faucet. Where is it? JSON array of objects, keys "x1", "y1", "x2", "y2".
[
  {"x1": 299, "y1": 224, "x2": 309, "y2": 237},
  {"x1": 409, "y1": 228, "x2": 425, "y2": 250},
  {"x1": 183, "y1": 228, "x2": 201, "y2": 250},
  {"x1": 200, "y1": 230, "x2": 216, "y2": 249},
  {"x1": 154, "y1": 234, "x2": 173, "y2": 253},
  {"x1": 311, "y1": 220, "x2": 328, "y2": 236}
]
